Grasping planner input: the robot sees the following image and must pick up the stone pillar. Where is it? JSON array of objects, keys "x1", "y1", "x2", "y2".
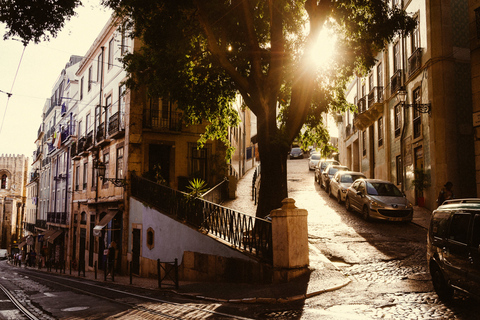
[
  {"x1": 227, "y1": 175, "x2": 237, "y2": 199},
  {"x1": 270, "y1": 198, "x2": 309, "y2": 282}
]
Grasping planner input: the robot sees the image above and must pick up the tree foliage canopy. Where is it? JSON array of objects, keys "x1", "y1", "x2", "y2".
[
  {"x1": 1, "y1": 0, "x2": 416, "y2": 216},
  {"x1": 1, "y1": 0, "x2": 80, "y2": 44}
]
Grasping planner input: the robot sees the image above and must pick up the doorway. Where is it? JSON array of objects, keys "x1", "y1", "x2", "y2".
[
  {"x1": 149, "y1": 144, "x2": 171, "y2": 185},
  {"x1": 132, "y1": 228, "x2": 140, "y2": 275}
]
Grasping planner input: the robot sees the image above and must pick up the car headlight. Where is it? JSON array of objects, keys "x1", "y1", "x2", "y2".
[
  {"x1": 370, "y1": 200, "x2": 383, "y2": 208},
  {"x1": 407, "y1": 202, "x2": 413, "y2": 208}
]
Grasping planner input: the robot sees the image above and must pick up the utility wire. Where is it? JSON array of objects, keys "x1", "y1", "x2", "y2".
[{"x1": 0, "y1": 45, "x2": 26, "y2": 137}]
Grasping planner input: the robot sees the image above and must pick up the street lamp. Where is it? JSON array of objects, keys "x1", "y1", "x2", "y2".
[
  {"x1": 94, "y1": 160, "x2": 127, "y2": 188},
  {"x1": 397, "y1": 86, "x2": 431, "y2": 114}
]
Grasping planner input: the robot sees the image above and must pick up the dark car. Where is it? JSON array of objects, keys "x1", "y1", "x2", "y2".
[
  {"x1": 289, "y1": 147, "x2": 304, "y2": 159},
  {"x1": 320, "y1": 165, "x2": 349, "y2": 192},
  {"x1": 314, "y1": 159, "x2": 340, "y2": 184},
  {"x1": 345, "y1": 179, "x2": 413, "y2": 222},
  {"x1": 427, "y1": 199, "x2": 480, "y2": 300}
]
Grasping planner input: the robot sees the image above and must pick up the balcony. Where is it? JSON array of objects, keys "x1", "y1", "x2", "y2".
[
  {"x1": 96, "y1": 123, "x2": 111, "y2": 147},
  {"x1": 85, "y1": 131, "x2": 94, "y2": 151},
  {"x1": 77, "y1": 136, "x2": 88, "y2": 156},
  {"x1": 35, "y1": 219, "x2": 47, "y2": 230},
  {"x1": 357, "y1": 96, "x2": 367, "y2": 114},
  {"x1": 408, "y1": 48, "x2": 422, "y2": 77},
  {"x1": 108, "y1": 112, "x2": 125, "y2": 139},
  {"x1": 47, "y1": 212, "x2": 67, "y2": 225},
  {"x1": 354, "y1": 89, "x2": 384, "y2": 131},
  {"x1": 143, "y1": 111, "x2": 182, "y2": 132},
  {"x1": 61, "y1": 122, "x2": 76, "y2": 143},
  {"x1": 390, "y1": 69, "x2": 403, "y2": 95}
]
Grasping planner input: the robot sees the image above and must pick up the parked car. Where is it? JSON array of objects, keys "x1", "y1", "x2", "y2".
[
  {"x1": 314, "y1": 159, "x2": 340, "y2": 184},
  {"x1": 345, "y1": 179, "x2": 413, "y2": 222},
  {"x1": 427, "y1": 199, "x2": 480, "y2": 300},
  {"x1": 308, "y1": 153, "x2": 322, "y2": 170},
  {"x1": 0, "y1": 249, "x2": 7, "y2": 260},
  {"x1": 289, "y1": 147, "x2": 304, "y2": 159},
  {"x1": 321, "y1": 165, "x2": 349, "y2": 192},
  {"x1": 329, "y1": 171, "x2": 366, "y2": 203}
]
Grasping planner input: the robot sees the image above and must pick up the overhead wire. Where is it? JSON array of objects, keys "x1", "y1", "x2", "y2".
[{"x1": 0, "y1": 45, "x2": 26, "y2": 137}]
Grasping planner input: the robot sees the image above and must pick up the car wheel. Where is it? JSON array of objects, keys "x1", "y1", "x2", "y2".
[
  {"x1": 337, "y1": 191, "x2": 342, "y2": 204},
  {"x1": 362, "y1": 206, "x2": 370, "y2": 221},
  {"x1": 430, "y1": 263, "x2": 453, "y2": 301},
  {"x1": 345, "y1": 197, "x2": 352, "y2": 211}
]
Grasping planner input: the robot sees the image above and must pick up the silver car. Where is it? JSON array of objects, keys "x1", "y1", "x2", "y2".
[
  {"x1": 345, "y1": 179, "x2": 413, "y2": 222},
  {"x1": 308, "y1": 153, "x2": 321, "y2": 170},
  {"x1": 329, "y1": 171, "x2": 366, "y2": 203},
  {"x1": 321, "y1": 164, "x2": 349, "y2": 192}
]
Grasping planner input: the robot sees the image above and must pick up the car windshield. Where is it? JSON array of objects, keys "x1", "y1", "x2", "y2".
[
  {"x1": 311, "y1": 154, "x2": 321, "y2": 160},
  {"x1": 291, "y1": 148, "x2": 301, "y2": 153},
  {"x1": 340, "y1": 174, "x2": 365, "y2": 183},
  {"x1": 366, "y1": 182, "x2": 403, "y2": 196}
]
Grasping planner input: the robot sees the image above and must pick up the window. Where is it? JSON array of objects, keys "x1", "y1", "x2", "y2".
[
  {"x1": 75, "y1": 165, "x2": 80, "y2": 190},
  {"x1": 97, "y1": 52, "x2": 103, "y2": 82},
  {"x1": 393, "y1": 42, "x2": 401, "y2": 72},
  {"x1": 108, "y1": 38, "x2": 114, "y2": 69},
  {"x1": 411, "y1": 17, "x2": 420, "y2": 53},
  {"x1": 413, "y1": 87, "x2": 422, "y2": 139},
  {"x1": 88, "y1": 66, "x2": 92, "y2": 92},
  {"x1": 146, "y1": 227, "x2": 154, "y2": 250},
  {"x1": 189, "y1": 143, "x2": 210, "y2": 181},
  {"x1": 1, "y1": 174, "x2": 7, "y2": 189},
  {"x1": 368, "y1": 74, "x2": 374, "y2": 92},
  {"x1": 377, "y1": 62, "x2": 383, "y2": 87},
  {"x1": 103, "y1": 152, "x2": 110, "y2": 182},
  {"x1": 394, "y1": 104, "x2": 401, "y2": 137},
  {"x1": 80, "y1": 77, "x2": 84, "y2": 100},
  {"x1": 116, "y1": 147, "x2": 124, "y2": 179},
  {"x1": 378, "y1": 117, "x2": 383, "y2": 147},
  {"x1": 86, "y1": 113, "x2": 90, "y2": 134},
  {"x1": 396, "y1": 155, "x2": 402, "y2": 185},
  {"x1": 83, "y1": 163, "x2": 88, "y2": 189},
  {"x1": 362, "y1": 131, "x2": 367, "y2": 156},
  {"x1": 78, "y1": 120, "x2": 83, "y2": 137},
  {"x1": 105, "y1": 95, "x2": 112, "y2": 122},
  {"x1": 449, "y1": 214, "x2": 471, "y2": 244}
]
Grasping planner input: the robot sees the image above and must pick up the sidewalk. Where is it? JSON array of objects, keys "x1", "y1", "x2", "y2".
[{"x1": 13, "y1": 167, "x2": 432, "y2": 304}]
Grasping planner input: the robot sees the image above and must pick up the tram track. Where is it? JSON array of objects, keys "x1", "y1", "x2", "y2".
[
  {"x1": 0, "y1": 283, "x2": 41, "y2": 320},
  {"x1": 11, "y1": 267, "x2": 252, "y2": 320}
]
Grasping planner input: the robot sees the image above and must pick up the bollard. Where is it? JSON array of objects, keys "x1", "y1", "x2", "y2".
[
  {"x1": 63, "y1": 261, "x2": 66, "y2": 274},
  {"x1": 104, "y1": 262, "x2": 107, "y2": 281},
  {"x1": 174, "y1": 258, "x2": 179, "y2": 290},
  {"x1": 70, "y1": 261, "x2": 72, "y2": 275},
  {"x1": 112, "y1": 265, "x2": 114, "y2": 282},
  {"x1": 82, "y1": 260, "x2": 85, "y2": 277},
  {"x1": 129, "y1": 261, "x2": 132, "y2": 285},
  {"x1": 157, "y1": 259, "x2": 161, "y2": 288},
  {"x1": 78, "y1": 261, "x2": 81, "y2": 276},
  {"x1": 94, "y1": 261, "x2": 97, "y2": 279}
]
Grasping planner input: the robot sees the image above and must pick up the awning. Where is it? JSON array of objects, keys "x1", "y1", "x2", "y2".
[
  {"x1": 93, "y1": 211, "x2": 117, "y2": 236},
  {"x1": 46, "y1": 230, "x2": 63, "y2": 243},
  {"x1": 18, "y1": 241, "x2": 26, "y2": 249}
]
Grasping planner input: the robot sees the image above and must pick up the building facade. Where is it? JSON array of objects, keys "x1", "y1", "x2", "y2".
[
  {"x1": 338, "y1": 0, "x2": 476, "y2": 211},
  {"x1": 0, "y1": 154, "x2": 28, "y2": 253}
]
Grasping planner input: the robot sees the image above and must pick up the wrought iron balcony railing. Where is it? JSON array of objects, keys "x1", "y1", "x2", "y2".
[
  {"x1": 390, "y1": 69, "x2": 403, "y2": 95},
  {"x1": 47, "y1": 212, "x2": 67, "y2": 225},
  {"x1": 408, "y1": 48, "x2": 422, "y2": 76}
]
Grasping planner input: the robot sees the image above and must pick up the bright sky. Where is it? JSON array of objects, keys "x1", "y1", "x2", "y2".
[{"x1": 0, "y1": 1, "x2": 112, "y2": 158}]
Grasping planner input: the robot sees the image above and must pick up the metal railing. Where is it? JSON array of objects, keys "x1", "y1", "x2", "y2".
[
  {"x1": 47, "y1": 212, "x2": 67, "y2": 225},
  {"x1": 131, "y1": 173, "x2": 272, "y2": 263},
  {"x1": 390, "y1": 69, "x2": 403, "y2": 95},
  {"x1": 202, "y1": 179, "x2": 228, "y2": 204},
  {"x1": 408, "y1": 48, "x2": 422, "y2": 76}
]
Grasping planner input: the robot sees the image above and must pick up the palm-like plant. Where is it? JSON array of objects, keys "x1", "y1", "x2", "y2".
[{"x1": 186, "y1": 178, "x2": 208, "y2": 198}]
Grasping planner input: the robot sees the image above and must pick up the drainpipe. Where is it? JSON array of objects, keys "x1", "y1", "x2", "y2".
[{"x1": 400, "y1": 32, "x2": 407, "y2": 194}]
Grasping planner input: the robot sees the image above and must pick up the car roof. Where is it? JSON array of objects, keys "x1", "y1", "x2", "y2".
[
  {"x1": 435, "y1": 198, "x2": 480, "y2": 211},
  {"x1": 327, "y1": 164, "x2": 348, "y2": 169},
  {"x1": 336, "y1": 171, "x2": 366, "y2": 176},
  {"x1": 356, "y1": 178, "x2": 395, "y2": 184}
]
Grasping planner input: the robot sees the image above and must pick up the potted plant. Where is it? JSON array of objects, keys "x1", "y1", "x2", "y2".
[{"x1": 412, "y1": 168, "x2": 430, "y2": 207}]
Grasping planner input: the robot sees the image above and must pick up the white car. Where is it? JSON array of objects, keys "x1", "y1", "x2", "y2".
[
  {"x1": 0, "y1": 249, "x2": 8, "y2": 260},
  {"x1": 329, "y1": 171, "x2": 366, "y2": 203},
  {"x1": 308, "y1": 153, "x2": 321, "y2": 170}
]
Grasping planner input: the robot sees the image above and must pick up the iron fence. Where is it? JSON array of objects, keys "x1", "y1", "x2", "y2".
[{"x1": 131, "y1": 173, "x2": 272, "y2": 263}]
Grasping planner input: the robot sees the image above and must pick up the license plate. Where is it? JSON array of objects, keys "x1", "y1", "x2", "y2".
[{"x1": 389, "y1": 217, "x2": 403, "y2": 221}]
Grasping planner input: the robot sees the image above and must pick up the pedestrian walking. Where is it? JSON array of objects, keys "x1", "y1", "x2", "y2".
[
  {"x1": 107, "y1": 241, "x2": 116, "y2": 276},
  {"x1": 437, "y1": 181, "x2": 454, "y2": 206}
]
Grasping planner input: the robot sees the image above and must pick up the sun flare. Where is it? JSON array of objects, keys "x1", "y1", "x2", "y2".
[{"x1": 308, "y1": 27, "x2": 337, "y2": 69}]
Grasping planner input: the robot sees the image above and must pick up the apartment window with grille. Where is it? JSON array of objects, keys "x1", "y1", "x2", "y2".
[
  {"x1": 413, "y1": 87, "x2": 422, "y2": 139},
  {"x1": 88, "y1": 66, "x2": 92, "y2": 92},
  {"x1": 378, "y1": 117, "x2": 383, "y2": 147},
  {"x1": 1, "y1": 174, "x2": 7, "y2": 189},
  {"x1": 116, "y1": 147, "x2": 124, "y2": 180},
  {"x1": 108, "y1": 38, "x2": 114, "y2": 69},
  {"x1": 394, "y1": 104, "x2": 401, "y2": 137},
  {"x1": 377, "y1": 62, "x2": 383, "y2": 87},
  {"x1": 411, "y1": 16, "x2": 420, "y2": 53},
  {"x1": 80, "y1": 77, "x2": 84, "y2": 100},
  {"x1": 83, "y1": 163, "x2": 88, "y2": 189},
  {"x1": 104, "y1": 153, "x2": 110, "y2": 181},
  {"x1": 393, "y1": 42, "x2": 401, "y2": 72},
  {"x1": 188, "y1": 143, "x2": 211, "y2": 181},
  {"x1": 75, "y1": 165, "x2": 80, "y2": 190},
  {"x1": 362, "y1": 131, "x2": 367, "y2": 157}
]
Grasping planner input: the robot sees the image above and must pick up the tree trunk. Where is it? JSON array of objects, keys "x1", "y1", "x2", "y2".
[{"x1": 255, "y1": 125, "x2": 289, "y2": 219}]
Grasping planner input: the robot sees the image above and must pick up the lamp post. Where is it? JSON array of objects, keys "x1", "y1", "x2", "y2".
[
  {"x1": 397, "y1": 86, "x2": 431, "y2": 114},
  {"x1": 94, "y1": 161, "x2": 127, "y2": 188}
]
